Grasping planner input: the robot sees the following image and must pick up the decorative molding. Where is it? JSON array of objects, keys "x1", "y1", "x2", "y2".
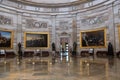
[
  {"x1": 43, "y1": 8, "x2": 51, "y2": 12},
  {"x1": 61, "y1": 32, "x2": 68, "y2": 36},
  {"x1": 51, "y1": 8, "x2": 59, "y2": 12},
  {"x1": 9, "y1": 0, "x2": 92, "y2": 7}
]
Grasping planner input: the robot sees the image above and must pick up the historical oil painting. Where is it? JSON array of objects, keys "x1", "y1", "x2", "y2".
[
  {"x1": 80, "y1": 28, "x2": 106, "y2": 48},
  {"x1": 0, "y1": 29, "x2": 13, "y2": 49},
  {"x1": 24, "y1": 32, "x2": 49, "y2": 48}
]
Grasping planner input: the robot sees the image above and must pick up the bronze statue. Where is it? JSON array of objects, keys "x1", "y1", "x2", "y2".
[
  {"x1": 18, "y1": 42, "x2": 22, "y2": 59},
  {"x1": 108, "y1": 42, "x2": 114, "y2": 56}
]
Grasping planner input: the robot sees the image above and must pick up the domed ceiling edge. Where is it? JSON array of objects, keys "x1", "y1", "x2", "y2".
[{"x1": 8, "y1": 0, "x2": 94, "y2": 7}]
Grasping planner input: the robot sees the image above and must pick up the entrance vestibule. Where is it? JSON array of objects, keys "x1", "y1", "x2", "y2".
[{"x1": 60, "y1": 37, "x2": 70, "y2": 62}]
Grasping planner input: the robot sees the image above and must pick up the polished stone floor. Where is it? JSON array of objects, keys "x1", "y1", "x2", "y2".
[{"x1": 0, "y1": 56, "x2": 120, "y2": 80}]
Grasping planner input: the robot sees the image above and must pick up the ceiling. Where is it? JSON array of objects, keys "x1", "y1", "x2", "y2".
[
  {"x1": 19, "y1": 0, "x2": 79, "y2": 4},
  {"x1": 9, "y1": 0, "x2": 92, "y2": 7}
]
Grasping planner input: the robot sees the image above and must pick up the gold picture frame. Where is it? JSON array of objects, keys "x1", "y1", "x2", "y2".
[
  {"x1": 118, "y1": 25, "x2": 120, "y2": 46},
  {"x1": 0, "y1": 29, "x2": 13, "y2": 49},
  {"x1": 80, "y1": 28, "x2": 107, "y2": 48},
  {"x1": 24, "y1": 32, "x2": 50, "y2": 49}
]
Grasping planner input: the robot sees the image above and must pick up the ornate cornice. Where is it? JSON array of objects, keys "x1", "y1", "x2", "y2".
[{"x1": 9, "y1": 0, "x2": 93, "y2": 7}]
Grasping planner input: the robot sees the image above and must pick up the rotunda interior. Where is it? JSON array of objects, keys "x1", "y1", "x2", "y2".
[{"x1": 0, "y1": 0, "x2": 120, "y2": 80}]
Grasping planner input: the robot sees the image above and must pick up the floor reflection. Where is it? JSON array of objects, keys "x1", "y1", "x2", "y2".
[
  {"x1": 0, "y1": 57, "x2": 119, "y2": 80},
  {"x1": 108, "y1": 56, "x2": 115, "y2": 67}
]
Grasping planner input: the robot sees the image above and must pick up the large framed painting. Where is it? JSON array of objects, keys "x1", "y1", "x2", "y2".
[
  {"x1": 0, "y1": 29, "x2": 13, "y2": 49},
  {"x1": 24, "y1": 32, "x2": 49, "y2": 49},
  {"x1": 80, "y1": 28, "x2": 106, "y2": 48},
  {"x1": 118, "y1": 25, "x2": 120, "y2": 46}
]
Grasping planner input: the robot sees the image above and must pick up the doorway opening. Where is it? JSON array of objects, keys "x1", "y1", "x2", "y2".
[{"x1": 60, "y1": 37, "x2": 69, "y2": 62}]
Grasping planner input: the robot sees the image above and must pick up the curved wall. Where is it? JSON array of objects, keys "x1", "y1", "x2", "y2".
[{"x1": 0, "y1": 0, "x2": 120, "y2": 55}]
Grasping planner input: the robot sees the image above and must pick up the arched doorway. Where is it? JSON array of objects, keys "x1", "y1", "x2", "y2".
[{"x1": 59, "y1": 32, "x2": 70, "y2": 62}]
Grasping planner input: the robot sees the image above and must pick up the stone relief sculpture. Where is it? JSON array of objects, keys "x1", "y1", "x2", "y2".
[
  {"x1": 81, "y1": 13, "x2": 108, "y2": 26},
  {"x1": 59, "y1": 21, "x2": 69, "y2": 30},
  {"x1": 0, "y1": 15, "x2": 12, "y2": 25},
  {"x1": 26, "y1": 19, "x2": 34, "y2": 28},
  {"x1": 25, "y1": 19, "x2": 48, "y2": 28}
]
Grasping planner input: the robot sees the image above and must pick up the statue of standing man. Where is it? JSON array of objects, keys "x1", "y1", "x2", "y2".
[{"x1": 18, "y1": 42, "x2": 22, "y2": 59}]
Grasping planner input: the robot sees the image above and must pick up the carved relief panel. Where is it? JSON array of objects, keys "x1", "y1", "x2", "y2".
[
  {"x1": 59, "y1": 21, "x2": 69, "y2": 30},
  {"x1": 24, "y1": 18, "x2": 48, "y2": 28},
  {"x1": 81, "y1": 13, "x2": 109, "y2": 26},
  {"x1": 0, "y1": 15, "x2": 12, "y2": 25}
]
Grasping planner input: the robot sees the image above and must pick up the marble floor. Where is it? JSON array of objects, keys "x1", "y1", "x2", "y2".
[{"x1": 0, "y1": 56, "x2": 120, "y2": 80}]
